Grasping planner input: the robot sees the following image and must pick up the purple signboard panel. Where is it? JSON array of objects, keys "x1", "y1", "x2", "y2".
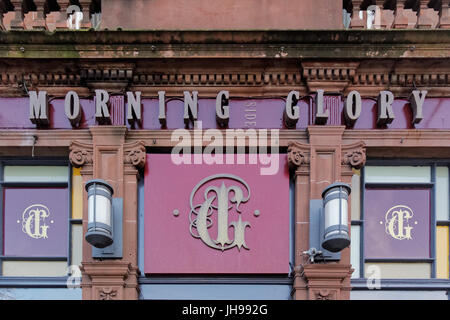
[
  {"x1": 353, "y1": 98, "x2": 450, "y2": 130},
  {"x1": 130, "y1": 98, "x2": 311, "y2": 130},
  {"x1": 364, "y1": 188, "x2": 431, "y2": 259},
  {"x1": 1, "y1": 96, "x2": 449, "y2": 130},
  {"x1": 0, "y1": 98, "x2": 96, "y2": 129},
  {"x1": 3, "y1": 187, "x2": 68, "y2": 257}
]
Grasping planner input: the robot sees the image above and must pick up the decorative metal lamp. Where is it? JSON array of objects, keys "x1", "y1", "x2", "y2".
[
  {"x1": 85, "y1": 179, "x2": 114, "y2": 248},
  {"x1": 321, "y1": 183, "x2": 351, "y2": 253},
  {"x1": 305, "y1": 182, "x2": 351, "y2": 262}
]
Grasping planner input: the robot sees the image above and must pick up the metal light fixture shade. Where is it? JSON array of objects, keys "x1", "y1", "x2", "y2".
[
  {"x1": 85, "y1": 179, "x2": 114, "y2": 248},
  {"x1": 321, "y1": 182, "x2": 351, "y2": 253}
]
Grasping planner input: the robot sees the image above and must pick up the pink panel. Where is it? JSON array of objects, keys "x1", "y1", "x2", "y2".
[
  {"x1": 144, "y1": 154, "x2": 290, "y2": 274},
  {"x1": 309, "y1": 95, "x2": 342, "y2": 125},
  {"x1": 109, "y1": 95, "x2": 125, "y2": 125}
]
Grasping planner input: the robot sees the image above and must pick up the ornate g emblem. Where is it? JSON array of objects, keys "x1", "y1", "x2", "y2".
[
  {"x1": 174, "y1": 174, "x2": 259, "y2": 252},
  {"x1": 20, "y1": 204, "x2": 53, "y2": 239},
  {"x1": 382, "y1": 205, "x2": 418, "y2": 240}
]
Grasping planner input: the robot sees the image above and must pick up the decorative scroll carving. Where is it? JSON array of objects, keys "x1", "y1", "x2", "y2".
[
  {"x1": 69, "y1": 140, "x2": 93, "y2": 168},
  {"x1": 99, "y1": 287, "x2": 118, "y2": 300},
  {"x1": 124, "y1": 140, "x2": 146, "y2": 169},
  {"x1": 287, "y1": 141, "x2": 310, "y2": 169},
  {"x1": 341, "y1": 141, "x2": 366, "y2": 169}
]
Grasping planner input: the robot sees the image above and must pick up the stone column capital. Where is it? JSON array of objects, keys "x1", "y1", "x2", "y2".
[
  {"x1": 287, "y1": 141, "x2": 310, "y2": 170},
  {"x1": 69, "y1": 140, "x2": 93, "y2": 168},
  {"x1": 124, "y1": 140, "x2": 146, "y2": 169},
  {"x1": 341, "y1": 141, "x2": 367, "y2": 170}
]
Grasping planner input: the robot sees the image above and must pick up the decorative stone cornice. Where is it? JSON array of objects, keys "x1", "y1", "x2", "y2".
[
  {"x1": 341, "y1": 141, "x2": 366, "y2": 169},
  {"x1": 287, "y1": 141, "x2": 310, "y2": 169},
  {"x1": 302, "y1": 62, "x2": 360, "y2": 92},
  {"x1": 124, "y1": 140, "x2": 146, "y2": 169},
  {"x1": 69, "y1": 140, "x2": 93, "y2": 168},
  {"x1": 352, "y1": 71, "x2": 449, "y2": 87},
  {"x1": 80, "y1": 62, "x2": 135, "y2": 92},
  {"x1": 132, "y1": 71, "x2": 302, "y2": 87},
  {"x1": 0, "y1": 57, "x2": 449, "y2": 97}
]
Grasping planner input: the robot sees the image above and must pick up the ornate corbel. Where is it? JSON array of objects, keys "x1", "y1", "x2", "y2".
[
  {"x1": 341, "y1": 141, "x2": 366, "y2": 170},
  {"x1": 69, "y1": 141, "x2": 94, "y2": 168},
  {"x1": 81, "y1": 261, "x2": 140, "y2": 300},
  {"x1": 287, "y1": 141, "x2": 310, "y2": 169},
  {"x1": 124, "y1": 141, "x2": 146, "y2": 169}
]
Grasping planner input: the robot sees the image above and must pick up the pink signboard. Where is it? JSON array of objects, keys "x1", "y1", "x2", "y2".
[{"x1": 144, "y1": 154, "x2": 290, "y2": 274}]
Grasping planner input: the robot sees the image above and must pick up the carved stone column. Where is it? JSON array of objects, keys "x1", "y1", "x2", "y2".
[
  {"x1": 416, "y1": 0, "x2": 439, "y2": 29},
  {"x1": 123, "y1": 140, "x2": 146, "y2": 269},
  {"x1": 289, "y1": 126, "x2": 366, "y2": 300},
  {"x1": 439, "y1": 0, "x2": 450, "y2": 29},
  {"x1": 393, "y1": 1, "x2": 417, "y2": 29},
  {"x1": 349, "y1": 0, "x2": 365, "y2": 29},
  {"x1": 70, "y1": 127, "x2": 145, "y2": 300},
  {"x1": 28, "y1": 0, "x2": 47, "y2": 30},
  {"x1": 374, "y1": 0, "x2": 394, "y2": 29},
  {"x1": 10, "y1": 0, "x2": 24, "y2": 30},
  {"x1": 288, "y1": 141, "x2": 310, "y2": 300},
  {"x1": 0, "y1": 1, "x2": 6, "y2": 30},
  {"x1": 79, "y1": 0, "x2": 92, "y2": 28},
  {"x1": 56, "y1": 0, "x2": 70, "y2": 29}
]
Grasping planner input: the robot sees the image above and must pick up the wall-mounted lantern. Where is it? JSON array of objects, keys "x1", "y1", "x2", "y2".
[
  {"x1": 85, "y1": 179, "x2": 114, "y2": 248},
  {"x1": 321, "y1": 183, "x2": 351, "y2": 252},
  {"x1": 305, "y1": 182, "x2": 351, "y2": 262},
  {"x1": 85, "y1": 179, "x2": 123, "y2": 258}
]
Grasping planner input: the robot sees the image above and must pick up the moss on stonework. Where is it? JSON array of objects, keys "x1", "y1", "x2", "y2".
[{"x1": 0, "y1": 30, "x2": 448, "y2": 59}]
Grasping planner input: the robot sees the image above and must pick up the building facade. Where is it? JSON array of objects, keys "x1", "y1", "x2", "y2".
[{"x1": 0, "y1": 0, "x2": 449, "y2": 300}]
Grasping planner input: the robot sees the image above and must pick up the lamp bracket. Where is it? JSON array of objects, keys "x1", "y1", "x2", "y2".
[
  {"x1": 92, "y1": 198, "x2": 123, "y2": 259},
  {"x1": 302, "y1": 247, "x2": 323, "y2": 263},
  {"x1": 309, "y1": 199, "x2": 341, "y2": 262}
]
